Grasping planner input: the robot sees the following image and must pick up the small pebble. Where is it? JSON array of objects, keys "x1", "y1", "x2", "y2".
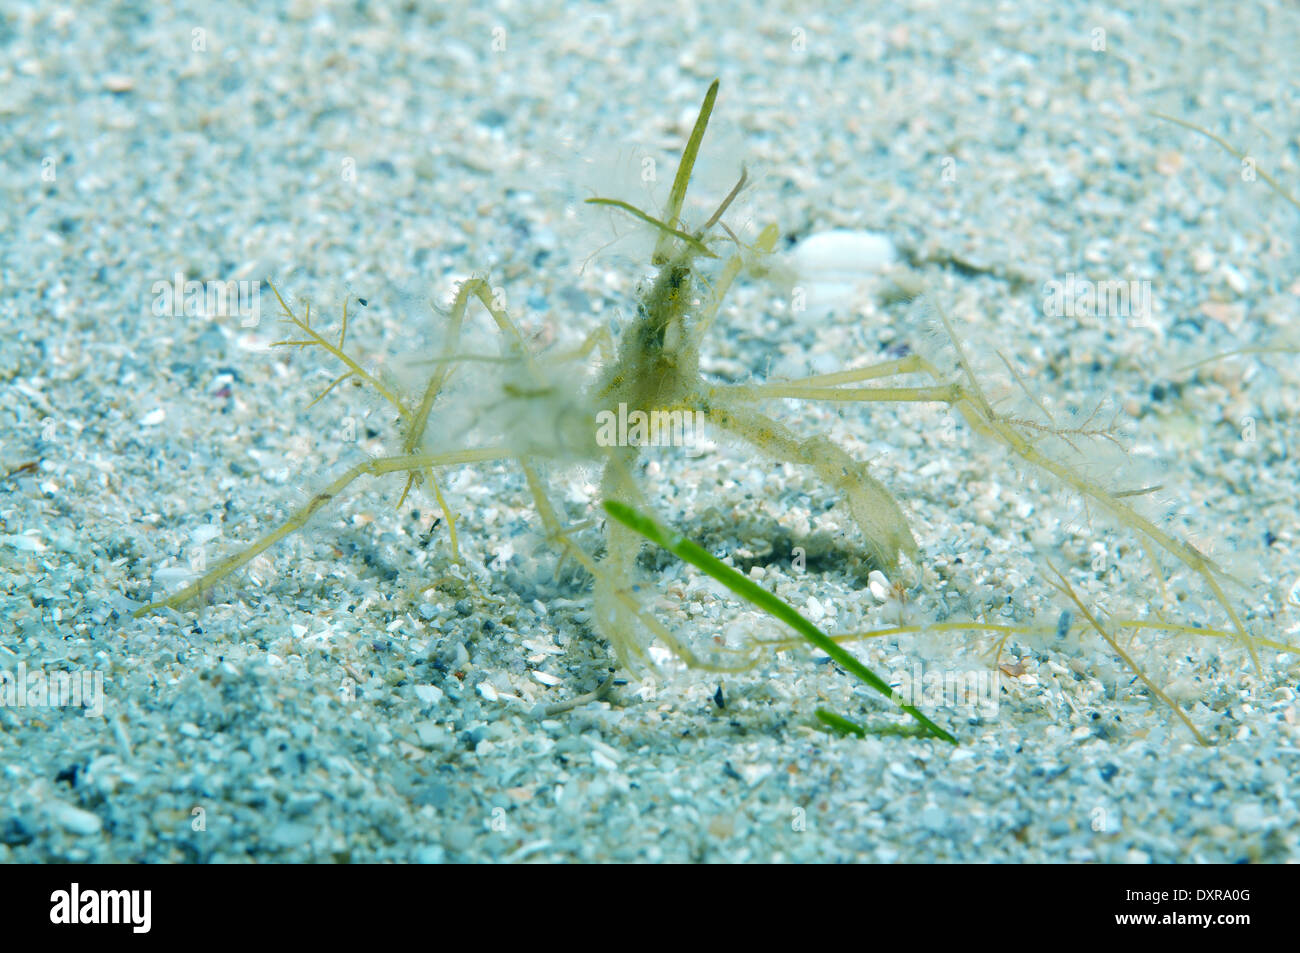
[{"x1": 50, "y1": 803, "x2": 102, "y2": 837}]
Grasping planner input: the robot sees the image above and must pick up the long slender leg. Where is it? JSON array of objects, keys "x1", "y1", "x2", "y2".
[
  {"x1": 397, "y1": 278, "x2": 536, "y2": 554},
  {"x1": 698, "y1": 398, "x2": 920, "y2": 572},
  {"x1": 403, "y1": 278, "x2": 533, "y2": 457},
  {"x1": 555, "y1": 443, "x2": 757, "y2": 674},
  {"x1": 711, "y1": 296, "x2": 1260, "y2": 669},
  {"x1": 725, "y1": 382, "x2": 962, "y2": 404},
  {"x1": 519, "y1": 459, "x2": 755, "y2": 707},
  {"x1": 541, "y1": 324, "x2": 615, "y2": 366},
  {"x1": 519, "y1": 458, "x2": 600, "y2": 576},
  {"x1": 693, "y1": 221, "x2": 779, "y2": 341},
  {"x1": 135, "y1": 446, "x2": 513, "y2": 616},
  {"x1": 751, "y1": 355, "x2": 928, "y2": 388}
]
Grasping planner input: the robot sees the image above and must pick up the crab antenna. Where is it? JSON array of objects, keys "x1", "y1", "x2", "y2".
[
  {"x1": 701, "y1": 165, "x2": 747, "y2": 233},
  {"x1": 653, "y1": 78, "x2": 720, "y2": 264}
]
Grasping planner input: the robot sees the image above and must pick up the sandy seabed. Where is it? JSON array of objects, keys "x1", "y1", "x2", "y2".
[{"x1": 1, "y1": 1, "x2": 1298, "y2": 862}]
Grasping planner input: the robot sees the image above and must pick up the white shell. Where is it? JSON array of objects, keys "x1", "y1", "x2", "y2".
[{"x1": 790, "y1": 229, "x2": 898, "y2": 319}]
